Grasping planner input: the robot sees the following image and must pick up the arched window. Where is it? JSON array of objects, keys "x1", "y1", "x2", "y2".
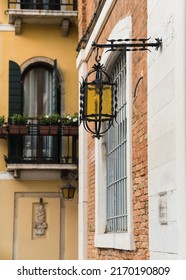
[
  {"x1": 8, "y1": 59, "x2": 61, "y2": 163},
  {"x1": 23, "y1": 63, "x2": 59, "y2": 117},
  {"x1": 23, "y1": 62, "x2": 60, "y2": 161},
  {"x1": 106, "y1": 51, "x2": 128, "y2": 232},
  {"x1": 94, "y1": 17, "x2": 134, "y2": 251}
]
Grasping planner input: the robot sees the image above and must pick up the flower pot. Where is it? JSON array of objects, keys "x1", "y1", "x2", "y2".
[
  {"x1": 62, "y1": 126, "x2": 78, "y2": 136},
  {"x1": 0, "y1": 125, "x2": 8, "y2": 138},
  {"x1": 9, "y1": 124, "x2": 29, "y2": 135},
  {"x1": 39, "y1": 125, "x2": 59, "y2": 135}
]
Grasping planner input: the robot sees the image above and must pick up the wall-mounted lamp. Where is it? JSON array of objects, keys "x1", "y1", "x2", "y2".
[
  {"x1": 60, "y1": 183, "x2": 76, "y2": 200},
  {"x1": 80, "y1": 37, "x2": 162, "y2": 139},
  {"x1": 80, "y1": 48, "x2": 117, "y2": 139}
]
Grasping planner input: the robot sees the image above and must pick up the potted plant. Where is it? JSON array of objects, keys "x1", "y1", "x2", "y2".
[
  {"x1": 61, "y1": 113, "x2": 78, "y2": 136},
  {"x1": 0, "y1": 115, "x2": 8, "y2": 138},
  {"x1": 0, "y1": 115, "x2": 5, "y2": 124},
  {"x1": 39, "y1": 113, "x2": 60, "y2": 135},
  {"x1": 9, "y1": 114, "x2": 29, "y2": 135}
]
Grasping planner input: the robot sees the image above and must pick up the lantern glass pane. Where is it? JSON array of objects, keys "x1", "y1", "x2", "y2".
[
  {"x1": 62, "y1": 188, "x2": 69, "y2": 199},
  {"x1": 102, "y1": 85, "x2": 112, "y2": 119},
  {"x1": 87, "y1": 85, "x2": 100, "y2": 120},
  {"x1": 69, "y1": 188, "x2": 76, "y2": 199},
  {"x1": 86, "y1": 84, "x2": 113, "y2": 121},
  {"x1": 62, "y1": 187, "x2": 75, "y2": 200}
]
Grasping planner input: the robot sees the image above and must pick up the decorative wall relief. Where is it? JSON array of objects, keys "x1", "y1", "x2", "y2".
[
  {"x1": 33, "y1": 198, "x2": 48, "y2": 239},
  {"x1": 159, "y1": 192, "x2": 168, "y2": 225}
]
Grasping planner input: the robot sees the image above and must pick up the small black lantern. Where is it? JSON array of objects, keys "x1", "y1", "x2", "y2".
[
  {"x1": 60, "y1": 183, "x2": 76, "y2": 200},
  {"x1": 80, "y1": 48, "x2": 117, "y2": 139}
]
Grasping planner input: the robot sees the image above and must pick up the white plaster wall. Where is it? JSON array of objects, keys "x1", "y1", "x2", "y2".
[
  {"x1": 148, "y1": 0, "x2": 186, "y2": 259},
  {"x1": 76, "y1": 50, "x2": 88, "y2": 260}
]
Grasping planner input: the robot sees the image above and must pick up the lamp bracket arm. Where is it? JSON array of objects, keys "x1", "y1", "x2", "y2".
[
  {"x1": 93, "y1": 45, "x2": 101, "y2": 63},
  {"x1": 92, "y1": 38, "x2": 162, "y2": 52}
]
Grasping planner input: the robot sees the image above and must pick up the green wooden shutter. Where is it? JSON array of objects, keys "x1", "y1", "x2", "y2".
[
  {"x1": 8, "y1": 61, "x2": 23, "y2": 162},
  {"x1": 52, "y1": 59, "x2": 59, "y2": 161},
  {"x1": 52, "y1": 59, "x2": 58, "y2": 113},
  {"x1": 9, "y1": 60, "x2": 22, "y2": 116}
]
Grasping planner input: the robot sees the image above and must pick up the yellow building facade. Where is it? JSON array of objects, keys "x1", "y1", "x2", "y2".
[{"x1": 0, "y1": 0, "x2": 78, "y2": 260}]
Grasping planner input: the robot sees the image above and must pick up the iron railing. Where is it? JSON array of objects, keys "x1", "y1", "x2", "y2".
[
  {"x1": 8, "y1": 0, "x2": 78, "y2": 11},
  {"x1": 2, "y1": 118, "x2": 78, "y2": 164}
]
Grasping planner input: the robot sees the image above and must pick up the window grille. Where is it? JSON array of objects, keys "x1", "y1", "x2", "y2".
[{"x1": 106, "y1": 51, "x2": 127, "y2": 232}]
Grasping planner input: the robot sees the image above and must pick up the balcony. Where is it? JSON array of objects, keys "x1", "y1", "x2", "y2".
[
  {"x1": 1, "y1": 118, "x2": 78, "y2": 176},
  {"x1": 7, "y1": 1, "x2": 78, "y2": 35}
]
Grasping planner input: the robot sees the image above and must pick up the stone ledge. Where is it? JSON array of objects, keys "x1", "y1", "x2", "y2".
[{"x1": 6, "y1": 163, "x2": 77, "y2": 171}]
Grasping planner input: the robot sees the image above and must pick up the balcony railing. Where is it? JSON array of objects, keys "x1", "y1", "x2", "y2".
[
  {"x1": 8, "y1": 0, "x2": 77, "y2": 11},
  {"x1": 7, "y1": 0, "x2": 78, "y2": 35},
  {"x1": 1, "y1": 118, "x2": 78, "y2": 165}
]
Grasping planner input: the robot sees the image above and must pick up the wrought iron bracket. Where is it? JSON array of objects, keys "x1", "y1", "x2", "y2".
[{"x1": 92, "y1": 38, "x2": 162, "y2": 52}]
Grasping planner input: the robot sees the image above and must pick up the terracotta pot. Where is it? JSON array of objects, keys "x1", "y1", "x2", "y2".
[
  {"x1": 62, "y1": 126, "x2": 78, "y2": 136},
  {"x1": 39, "y1": 125, "x2": 59, "y2": 135},
  {"x1": 0, "y1": 125, "x2": 8, "y2": 138},
  {"x1": 9, "y1": 124, "x2": 29, "y2": 135}
]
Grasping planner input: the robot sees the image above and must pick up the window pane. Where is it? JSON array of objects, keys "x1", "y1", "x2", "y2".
[
  {"x1": 24, "y1": 68, "x2": 38, "y2": 117},
  {"x1": 106, "y1": 51, "x2": 127, "y2": 232},
  {"x1": 23, "y1": 64, "x2": 58, "y2": 162}
]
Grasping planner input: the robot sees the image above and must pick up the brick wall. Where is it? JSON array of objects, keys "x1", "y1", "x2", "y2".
[
  {"x1": 78, "y1": 0, "x2": 87, "y2": 38},
  {"x1": 77, "y1": 0, "x2": 106, "y2": 41},
  {"x1": 78, "y1": 0, "x2": 149, "y2": 260}
]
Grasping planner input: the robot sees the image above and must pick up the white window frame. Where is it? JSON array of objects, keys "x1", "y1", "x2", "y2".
[{"x1": 94, "y1": 16, "x2": 135, "y2": 250}]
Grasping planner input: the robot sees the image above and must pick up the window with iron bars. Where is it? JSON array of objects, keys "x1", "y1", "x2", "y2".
[{"x1": 106, "y1": 51, "x2": 127, "y2": 233}]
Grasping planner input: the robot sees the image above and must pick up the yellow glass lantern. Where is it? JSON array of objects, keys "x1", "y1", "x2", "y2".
[{"x1": 80, "y1": 60, "x2": 117, "y2": 139}]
